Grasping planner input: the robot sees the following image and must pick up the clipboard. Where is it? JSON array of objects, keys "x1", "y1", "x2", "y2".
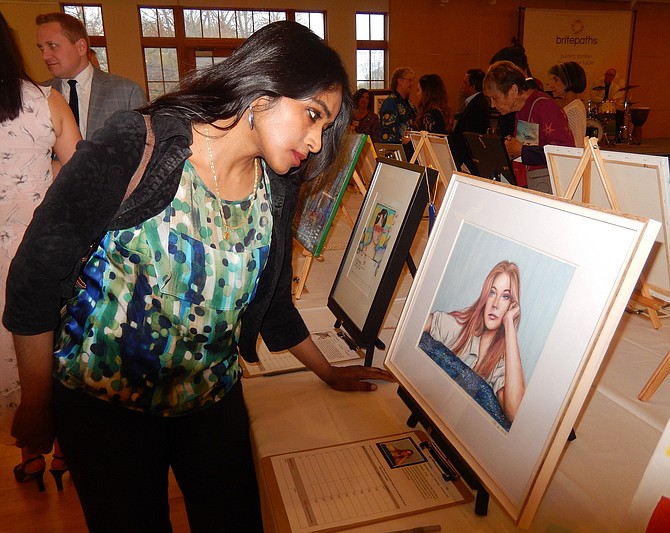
[{"x1": 261, "y1": 430, "x2": 472, "y2": 533}]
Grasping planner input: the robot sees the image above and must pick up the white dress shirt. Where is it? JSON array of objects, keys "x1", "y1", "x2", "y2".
[{"x1": 63, "y1": 63, "x2": 94, "y2": 139}]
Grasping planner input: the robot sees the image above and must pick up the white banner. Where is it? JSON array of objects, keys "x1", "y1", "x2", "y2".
[{"x1": 523, "y1": 9, "x2": 633, "y2": 102}]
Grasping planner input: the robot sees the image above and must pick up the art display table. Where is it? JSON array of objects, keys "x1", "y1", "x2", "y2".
[{"x1": 242, "y1": 307, "x2": 670, "y2": 532}]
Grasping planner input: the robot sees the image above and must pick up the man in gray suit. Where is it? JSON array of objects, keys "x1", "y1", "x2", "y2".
[{"x1": 36, "y1": 12, "x2": 147, "y2": 140}]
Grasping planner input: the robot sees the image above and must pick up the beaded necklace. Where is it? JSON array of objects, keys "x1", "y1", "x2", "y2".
[{"x1": 204, "y1": 125, "x2": 260, "y2": 240}]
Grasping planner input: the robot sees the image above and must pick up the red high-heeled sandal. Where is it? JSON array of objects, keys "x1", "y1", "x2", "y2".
[
  {"x1": 49, "y1": 455, "x2": 69, "y2": 491},
  {"x1": 14, "y1": 455, "x2": 46, "y2": 492}
]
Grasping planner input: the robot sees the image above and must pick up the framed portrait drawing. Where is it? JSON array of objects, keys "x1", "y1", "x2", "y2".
[
  {"x1": 545, "y1": 145, "x2": 670, "y2": 300},
  {"x1": 328, "y1": 158, "x2": 438, "y2": 364},
  {"x1": 292, "y1": 133, "x2": 367, "y2": 257},
  {"x1": 384, "y1": 174, "x2": 659, "y2": 527}
]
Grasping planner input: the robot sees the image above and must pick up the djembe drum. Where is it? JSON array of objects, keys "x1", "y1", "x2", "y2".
[{"x1": 630, "y1": 107, "x2": 650, "y2": 144}]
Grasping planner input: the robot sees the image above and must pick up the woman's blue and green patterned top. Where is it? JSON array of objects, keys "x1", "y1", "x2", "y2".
[{"x1": 54, "y1": 160, "x2": 272, "y2": 415}]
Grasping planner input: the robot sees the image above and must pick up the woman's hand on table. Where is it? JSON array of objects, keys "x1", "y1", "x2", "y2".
[{"x1": 322, "y1": 365, "x2": 396, "y2": 392}]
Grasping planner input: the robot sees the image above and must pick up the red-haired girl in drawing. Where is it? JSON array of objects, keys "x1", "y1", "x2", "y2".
[{"x1": 424, "y1": 260, "x2": 525, "y2": 421}]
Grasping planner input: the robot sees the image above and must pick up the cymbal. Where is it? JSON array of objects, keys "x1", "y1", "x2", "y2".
[
  {"x1": 620, "y1": 84, "x2": 640, "y2": 91},
  {"x1": 592, "y1": 85, "x2": 606, "y2": 91}
]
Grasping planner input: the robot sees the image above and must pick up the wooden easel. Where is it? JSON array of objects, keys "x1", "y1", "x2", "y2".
[
  {"x1": 563, "y1": 137, "x2": 666, "y2": 330},
  {"x1": 408, "y1": 130, "x2": 451, "y2": 189},
  {"x1": 353, "y1": 135, "x2": 377, "y2": 190},
  {"x1": 561, "y1": 138, "x2": 670, "y2": 401},
  {"x1": 293, "y1": 198, "x2": 358, "y2": 300}
]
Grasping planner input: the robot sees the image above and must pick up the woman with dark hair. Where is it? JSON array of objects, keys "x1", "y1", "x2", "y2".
[
  {"x1": 4, "y1": 21, "x2": 393, "y2": 531},
  {"x1": 351, "y1": 88, "x2": 380, "y2": 142},
  {"x1": 414, "y1": 74, "x2": 453, "y2": 134},
  {"x1": 0, "y1": 9, "x2": 80, "y2": 492},
  {"x1": 548, "y1": 61, "x2": 587, "y2": 147},
  {"x1": 484, "y1": 61, "x2": 574, "y2": 187},
  {"x1": 424, "y1": 260, "x2": 524, "y2": 422}
]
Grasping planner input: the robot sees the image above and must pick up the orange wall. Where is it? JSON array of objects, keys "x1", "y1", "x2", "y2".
[{"x1": 389, "y1": 0, "x2": 669, "y2": 139}]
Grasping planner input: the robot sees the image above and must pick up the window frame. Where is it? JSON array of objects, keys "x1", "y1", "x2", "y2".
[
  {"x1": 356, "y1": 12, "x2": 388, "y2": 90},
  {"x1": 61, "y1": 3, "x2": 109, "y2": 71},
  {"x1": 138, "y1": 6, "x2": 327, "y2": 98}
]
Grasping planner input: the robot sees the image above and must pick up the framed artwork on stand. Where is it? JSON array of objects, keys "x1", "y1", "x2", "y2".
[
  {"x1": 384, "y1": 173, "x2": 659, "y2": 527},
  {"x1": 328, "y1": 158, "x2": 438, "y2": 365},
  {"x1": 291, "y1": 133, "x2": 367, "y2": 299}
]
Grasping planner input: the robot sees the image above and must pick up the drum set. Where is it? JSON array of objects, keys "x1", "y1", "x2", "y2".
[{"x1": 586, "y1": 84, "x2": 650, "y2": 145}]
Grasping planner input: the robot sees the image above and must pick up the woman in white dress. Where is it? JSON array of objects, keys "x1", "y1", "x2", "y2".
[
  {"x1": 0, "y1": 10, "x2": 80, "y2": 491},
  {"x1": 548, "y1": 61, "x2": 588, "y2": 148}
]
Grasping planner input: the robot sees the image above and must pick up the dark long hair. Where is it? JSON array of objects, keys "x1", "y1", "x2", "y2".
[
  {"x1": 148, "y1": 21, "x2": 353, "y2": 182},
  {"x1": 415, "y1": 74, "x2": 450, "y2": 128},
  {"x1": 0, "y1": 10, "x2": 38, "y2": 122}
]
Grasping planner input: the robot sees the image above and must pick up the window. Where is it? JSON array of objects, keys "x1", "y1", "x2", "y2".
[
  {"x1": 62, "y1": 4, "x2": 108, "y2": 71},
  {"x1": 183, "y1": 9, "x2": 286, "y2": 38},
  {"x1": 356, "y1": 13, "x2": 387, "y2": 89},
  {"x1": 144, "y1": 47, "x2": 179, "y2": 102},
  {"x1": 295, "y1": 11, "x2": 325, "y2": 39},
  {"x1": 139, "y1": 7, "x2": 326, "y2": 98}
]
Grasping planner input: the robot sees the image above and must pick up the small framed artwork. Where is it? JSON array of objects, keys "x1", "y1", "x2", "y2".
[
  {"x1": 328, "y1": 158, "x2": 438, "y2": 358},
  {"x1": 369, "y1": 89, "x2": 392, "y2": 116},
  {"x1": 384, "y1": 173, "x2": 659, "y2": 527},
  {"x1": 292, "y1": 133, "x2": 367, "y2": 257},
  {"x1": 374, "y1": 143, "x2": 406, "y2": 162}
]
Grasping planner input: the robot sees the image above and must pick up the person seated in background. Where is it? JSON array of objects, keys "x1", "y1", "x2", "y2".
[
  {"x1": 351, "y1": 88, "x2": 380, "y2": 142},
  {"x1": 450, "y1": 68, "x2": 491, "y2": 172},
  {"x1": 414, "y1": 73, "x2": 453, "y2": 134},
  {"x1": 484, "y1": 61, "x2": 574, "y2": 188},
  {"x1": 379, "y1": 66, "x2": 417, "y2": 159},
  {"x1": 590, "y1": 67, "x2": 622, "y2": 106},
  {"x1": 548, "y1": 61, "x2": 587, "y2": 147},
  {"x1": 589, "y1": 67, "x2": 626, "y2": 136},
  {"x1": 489, "y1": 44, "x2": 544, "y2": 138}
]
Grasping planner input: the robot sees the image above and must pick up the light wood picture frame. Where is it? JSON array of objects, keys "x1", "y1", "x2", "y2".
[{"x1": 384, "y1": 173, "x2": 659, "y2": 527}]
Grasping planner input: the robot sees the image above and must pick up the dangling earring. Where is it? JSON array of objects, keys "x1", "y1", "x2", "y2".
[{"x1": 248, "y1": 107, "x2": 255, "y2": 130}]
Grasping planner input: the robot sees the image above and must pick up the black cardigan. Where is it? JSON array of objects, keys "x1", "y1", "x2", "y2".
[{"x1": 3, "y1": 110, "x2": 309, "y2": 361}]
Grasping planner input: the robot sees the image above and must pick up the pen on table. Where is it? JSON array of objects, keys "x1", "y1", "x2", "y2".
[
  {"x1": 261, "y1": 367, "x2": 306, "y2": 377},
  {"x1": 387, "y1": 526, "x2": 441, "y2": 533}
]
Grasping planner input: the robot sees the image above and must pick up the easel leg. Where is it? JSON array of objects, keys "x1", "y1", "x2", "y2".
[
  {"x1": 338, "y1": 203, "x2": 355, "y2": 228},
  {"x1": 364, "y1": 345, "x2": 375, "y2": 367},
  {"x1": 474, "y1": 489, "x2": 489, "y2": 516},
  {"x1": 294, "y1": 254, "x2": 314, "y2": 300},
  {"x1": 406, "y1": 254, "x2": 417, "y2": 278},
  {"x1": 637, "y1": 281, "x2": 663, "y2": 329},
  {"x1": 638, "y1": 348, "x2": 670, "y2": 401}
]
